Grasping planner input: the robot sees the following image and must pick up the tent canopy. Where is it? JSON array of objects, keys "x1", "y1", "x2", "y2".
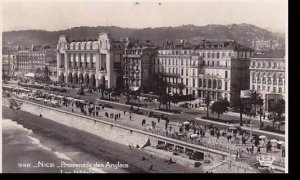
[{"x1": 24, "y1": 73, "x2": 35, "y2": 78}]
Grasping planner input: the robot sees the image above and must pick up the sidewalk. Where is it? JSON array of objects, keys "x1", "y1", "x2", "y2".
[
  {"x1": 225, "y1": 111, "x2": 273, "y2": 123},
  {"x1": 195, "y1": 117, "x2": 285, "y2": 140}
]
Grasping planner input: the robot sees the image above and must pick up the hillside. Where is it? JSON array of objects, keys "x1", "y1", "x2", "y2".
[{"x1": 2, "y1": 23, "x2": 285, "y2": 49}]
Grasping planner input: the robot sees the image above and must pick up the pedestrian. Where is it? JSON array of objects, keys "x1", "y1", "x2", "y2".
[
  {"x1": 257, "y1": 146, "x2": 261, "y2": 154},
  {"x1": 148, "y1": 164, "x2": 153, "y2": 171},
  {"x1": 130, "y1": 115, "x2": 132, "y2": 121},
  {"x1": 282, "y1": 145, "x2": 285, "y2": 157},
  {"x1": 158, "y1": 117, "x2": 160, "y2": 123},
  {"x1": 142, "y1": 119, "x2": 146, "y2": 126},
  {"x1": 124, "y1": 110, "x2": 126, "y2": 115},
  {"x1": 72, "y1": 108, "x2": 74, "y2": 112},
  {"x1": 115, "y1": 115, "x2": 117, "y2": 121}
]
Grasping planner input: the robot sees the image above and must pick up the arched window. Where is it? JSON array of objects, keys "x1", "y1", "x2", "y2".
[
  {"x1": 203, "y1": 79, "x2": 206, "y2": 88},
  {"x1": 213, "y1": 79, "x2": 217, "y2": 89},
  {"x1": 199, "y1": 78, "x2": 202, "y2": 87},
  {"x1": 208, "y1": 79, "x2": 212, "y2": 88},
  {"x1": 218, "y1": 80, "x2": 222, "y2": 89}
]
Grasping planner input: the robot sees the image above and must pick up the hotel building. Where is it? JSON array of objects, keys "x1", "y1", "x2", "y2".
[
  {"x1": 249, "y1": 50, "x2": 285, "y2": 112},
  {"x1": 13, "y1": 45, "x2": 57, "y2": 75},
  {"x1": 123, "y1": 38, "x2": 157, "y2": 92},
  {"x1": 154, "y1": 40, "x2": 253, "y2": 102},
  {"x1": 56, "y1": 33, "x2": 124, "y2": 88}
]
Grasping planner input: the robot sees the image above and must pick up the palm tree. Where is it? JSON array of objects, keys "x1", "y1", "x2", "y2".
[
  {"x1": 257, "y1": 98, "x2": 264, "y2": 129},
  {"x1": 248, "y1": 90, "x2": 263, "y2": 116},
  {"x1": 230, "y1": 82, "x2": 240, "y2": 105},
  {"x1": 231, "y1": 97, "x2": 252, "y2": 126},
  {"x1": 204, "y1": 92, "x2": 211, "y2": 118}
]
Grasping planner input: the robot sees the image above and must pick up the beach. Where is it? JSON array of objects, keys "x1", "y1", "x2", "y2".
[{"x1": 2, "y1": 106, "x2": 203, "y2": 173}]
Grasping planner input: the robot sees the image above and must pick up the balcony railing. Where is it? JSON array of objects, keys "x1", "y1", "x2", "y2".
[{"x1": 99, "y1": 68, "x2": 107, "y2": 73}]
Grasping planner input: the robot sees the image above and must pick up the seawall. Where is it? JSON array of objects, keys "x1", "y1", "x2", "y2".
[{"x1": 11, "y1": 98, "x2": 228, "y2": 158}]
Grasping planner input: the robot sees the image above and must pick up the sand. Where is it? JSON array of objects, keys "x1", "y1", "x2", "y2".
[{"x1": 2, "y1": 106, "x2": 203, "y2": 173}]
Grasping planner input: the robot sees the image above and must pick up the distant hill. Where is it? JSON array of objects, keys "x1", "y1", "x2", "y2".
[{"x1": 2, "y1": 23, "x2": 285, "y2": 49}]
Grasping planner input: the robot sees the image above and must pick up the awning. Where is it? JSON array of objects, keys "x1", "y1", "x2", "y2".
[
  {"x1": 130, "y1": 86, "x2": 140, "y2": 91},
  {"x1": 24, "y1": 73, "x2": 35, "y2": 78}
]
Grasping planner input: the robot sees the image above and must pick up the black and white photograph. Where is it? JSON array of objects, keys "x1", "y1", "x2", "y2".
[{"x1": 1, "y1": 0, "x2": 288, "y2": 173}]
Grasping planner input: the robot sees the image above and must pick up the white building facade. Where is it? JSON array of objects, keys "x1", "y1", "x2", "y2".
[
  {"x1": 57, "y1": 33, "x2": 124, "y2": 89},
  {"x1": 154, "y1": 41, "x2": 252, "y2": 103},
  {"x1": 249, "y1": 50, "x2": 285, "y2": 112}
]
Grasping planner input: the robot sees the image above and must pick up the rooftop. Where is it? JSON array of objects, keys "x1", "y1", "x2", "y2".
[{"x1": 251, "y1": 49, "x2": 285, "y2": 58}]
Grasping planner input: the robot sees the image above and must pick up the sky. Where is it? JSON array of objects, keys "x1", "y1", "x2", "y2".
[{"x1": 1, "y1": 0, "x2": 287, "y2": 33}]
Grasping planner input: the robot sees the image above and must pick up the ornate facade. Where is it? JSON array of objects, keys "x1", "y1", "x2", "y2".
[
  {"x1": 249, "y1": 50, "x2": 285, "y2": 112},
  {"x1": 123, "y1": 39, "x2": 156, "y2": 92},
  {"x1": 56, "y1": 33, "x2": 124, "y2": 88},
  {"x1": 154, "y1": 40, "x2": 253, "y2": 102}
]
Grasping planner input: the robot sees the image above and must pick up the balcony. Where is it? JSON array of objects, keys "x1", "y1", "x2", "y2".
[
  {"x1": 162, "y1": 73, "x2": 180, "y2": 77},
  {"x1": 99, "y1": 68, "x2": 107, "y2": 74}
]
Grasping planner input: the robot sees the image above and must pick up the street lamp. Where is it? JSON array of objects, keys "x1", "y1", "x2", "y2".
[{"x1": 249, "y1": 120, "x2": 253, "y2": 141}]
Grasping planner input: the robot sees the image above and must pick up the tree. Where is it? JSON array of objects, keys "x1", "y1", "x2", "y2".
[
  {"x1": 257, "y1": 98, "x2": 264, "y2": 129},
  {"x1": 231, "y1": 82, "x2": 240, "y2": 106},
  {"x1": 211, "y1": 99, "x2": 230, "y2": 120},
  {"x1": 204, "y1": 92, "x2": 211, "y2": 118},
  {"x1": 77, "y1": 85, "x2": 85, "y2": 95},
  {"x1": 106, "y1": 88, "x2": 113, "y2": 100},
  {"x1": 231, "y1": 97, "x2": 252, "y2": 126},
  {"x1": 123, "y1": 83, "x2": 134, "y2": 104},
  {"x1": 100, "y1": 83, "x2": 106, "y2": 99},
  {"x1": 177, "y1": 83, "x2": 185, "y2": 96},
  {"x1": 272, "y1": 99, "x2": 285, "y2": 118},
  {"x1": 247, "y1": 90, "x2": 263, "y2": 116}
]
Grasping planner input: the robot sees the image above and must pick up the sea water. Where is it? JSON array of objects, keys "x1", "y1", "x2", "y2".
[{"x1": 2, "y1": 119, "x2": 128, "y2": 173}]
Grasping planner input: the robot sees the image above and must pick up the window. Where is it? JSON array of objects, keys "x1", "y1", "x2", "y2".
[
  {"x1": 193, "y1": 69, "x2": 195, "y2": 76},
  {"x1": 181, "y1": 68, "x2": 184, "y2": 75},
  {"x1": 217, "y1": 52, "x2": 220, "y2": 58},
  {"x1": 186, "y1": 79, "x2": 188, "y2": 86},
  {"x1": 186, "y1": 69, "x2": 188, "y2": 76},
  {"x1": 257, "y1": 86, "x2": 260, "y2": 91},
  {"x1": 268, "y1": 86, "x2": 270, "y2": 91},
  {"x1": 181, "y1": 59, "x2": 183, "y2": 65},
  {"x1": 252, "y1": 85, "x2": 255, "y2": 90},
  {"x1": 186, "y1": 59, "x2": 188, "y2": 66},
  {"x1": 193, "y1": 79, "x2": 195, "y2": 87},
  {"x1": 268, "y1": 62, "x2": 271, "y2": 67},
  {"x1": 225, "y1": 71, "x2": 228, "y2": 79},
  {"x1": 199, "y1": 79, "x2": 202, "y2": 87},
  {"x1": 262, "y1": 86, "x2": 265, "y2": 91},
  {"x1": 225, "y1": 82, "x2": 228, "y2": 90},
  {"x1": 279, "y1": 87, "x2": 282, "y2": 93},
  {"x1": 273, "y1": 87, "x2": 276, "y2": 92}
]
